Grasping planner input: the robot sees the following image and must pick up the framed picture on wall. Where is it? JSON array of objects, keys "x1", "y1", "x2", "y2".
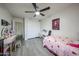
[
  {"x1": 1, "y1": 19, "x2": 10, "y2": 26},
  {"x1": 52, "y1": 18, "x2": 60, "y2": 30}
]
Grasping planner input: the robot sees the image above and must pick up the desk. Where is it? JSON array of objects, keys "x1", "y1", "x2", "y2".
[
  {"x1": 0, "y1": 35, "x2": 16, "y2": 55},
  {"x1": 4, "y1": 35, "x2": 16, "y2": 45},
  {"x1": 4, "y1": 35, "x2": 16, "y2": 55}
]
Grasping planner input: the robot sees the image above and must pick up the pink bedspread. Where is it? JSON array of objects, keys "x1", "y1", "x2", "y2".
[{"x1": 43, "y1": 36, "x2": 79, "y2": 56}]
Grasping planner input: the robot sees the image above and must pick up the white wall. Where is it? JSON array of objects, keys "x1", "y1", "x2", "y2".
[
  {"x1": 25, "y1": 18, "x2": 28, "y2": 40},
  {"x1": 25, "y1": 18, "x2": 40, "y2": 40},
  {"x1": 0, "y1": 4, "x2": 12, "y2": 37},
  {"x1": 41, "y1": 4, "x2": 79, "y2": 39}
]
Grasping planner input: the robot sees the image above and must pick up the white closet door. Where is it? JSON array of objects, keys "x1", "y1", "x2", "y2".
[{"x1": 27, "y1": 20, "x2": 40, "y2": 39}]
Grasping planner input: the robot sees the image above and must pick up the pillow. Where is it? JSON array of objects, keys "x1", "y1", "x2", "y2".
[
  {"x1": 72, "y1": 40, "x2": 79, "y2": 44},
  {"x1": 67, "y1": 43, "x2": 79, "y2": 48}
]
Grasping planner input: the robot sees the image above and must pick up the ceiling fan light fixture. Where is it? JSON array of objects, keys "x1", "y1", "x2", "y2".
[
  {"x1": 25, "y1": 3, "x2": 50, "y2": 17},
  {"x1": 35, "y1": 11, "x2": 40, "y2": 15}
]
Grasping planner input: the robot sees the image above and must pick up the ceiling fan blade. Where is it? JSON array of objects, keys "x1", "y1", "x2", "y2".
[
  {"x1": 40, "y1": 6, "x2": 50, "y2": 12},
  {"x1": 25, "y1": 11, "x2": 35, "y2": 13},
  {"x1": 32, "y1": 3, "x2": 37, "y2": 11},
  {"x1": 40, "y1": 13, "x2": 45, "y2": 16}
]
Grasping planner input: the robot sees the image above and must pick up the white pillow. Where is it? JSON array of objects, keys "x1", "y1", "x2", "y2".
[{"x1": 72, "y1": 40, "x2": 79, "y2": 44}]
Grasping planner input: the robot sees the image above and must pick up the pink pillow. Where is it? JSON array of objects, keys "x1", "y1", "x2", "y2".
[{"x1": 67, "y1": 43, "x2": 79, "y2": 48}]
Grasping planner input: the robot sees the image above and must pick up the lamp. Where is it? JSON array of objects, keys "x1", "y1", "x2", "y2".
[{"x1": 35, "y1": 11, "x2": 40, "y2": 15}]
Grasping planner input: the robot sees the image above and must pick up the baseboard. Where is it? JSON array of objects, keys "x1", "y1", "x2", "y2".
[{"x1": 28, "y1": 37, "x2": 40, "y2": 40}]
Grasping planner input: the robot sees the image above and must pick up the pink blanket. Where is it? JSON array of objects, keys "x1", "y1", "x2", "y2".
[{"x1": 43, "y1": 36, "x2": 79, "y2": 56}]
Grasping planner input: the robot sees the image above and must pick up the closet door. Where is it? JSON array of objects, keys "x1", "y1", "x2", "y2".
[{"x1": 27, "y1": 20, "x2": 40, "y2": 39}]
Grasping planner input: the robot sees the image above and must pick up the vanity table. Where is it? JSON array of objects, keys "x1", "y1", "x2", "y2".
[
  {"x1": 0, "y1": 19, "x2": 17, "y2": 55},
  {"x1": 0, "y1": 35, "x2": 16, "y2": 56}
]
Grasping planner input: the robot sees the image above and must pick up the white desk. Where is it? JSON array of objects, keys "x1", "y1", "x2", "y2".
[
  {"x1": 4, "y1": 35, "x2": 16, "y2": 45},
  {"x1": 4, "y1": 35, "x2": 16, "y2": 55}
]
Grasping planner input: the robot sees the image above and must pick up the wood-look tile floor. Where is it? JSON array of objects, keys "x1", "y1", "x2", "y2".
[{"x1": 12, "y1": 38, "x2": 53, "y2": 56}]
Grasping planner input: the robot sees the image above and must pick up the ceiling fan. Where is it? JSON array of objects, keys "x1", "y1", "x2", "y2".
[{"x1": 25, "y1": 3, "x2": 50, "y2": 17}]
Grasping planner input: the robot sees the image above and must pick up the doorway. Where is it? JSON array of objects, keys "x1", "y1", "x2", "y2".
[{"x1": 15, "y1": 22, "x2": 23, "y2": 35}]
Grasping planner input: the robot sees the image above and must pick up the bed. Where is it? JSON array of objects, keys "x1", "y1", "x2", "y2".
[{"x1": 43, "y1": 36, "x2": 79, "y2": 56}]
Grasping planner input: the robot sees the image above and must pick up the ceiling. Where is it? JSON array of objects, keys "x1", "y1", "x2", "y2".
[{"x1": 3, "y1": 3, "x2": 72, "y2": 20}]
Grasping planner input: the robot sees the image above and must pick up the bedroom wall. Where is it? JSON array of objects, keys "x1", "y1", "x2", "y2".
[
  {"x1": 0, "y1": 4, "x2": 12, "y2": 37},
  {"x1": 41, "y1": 4, "x2": 79, "y2": 39},
  {"x1": 25, "y1": 18, "x2": 28, "y2": 40}
]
